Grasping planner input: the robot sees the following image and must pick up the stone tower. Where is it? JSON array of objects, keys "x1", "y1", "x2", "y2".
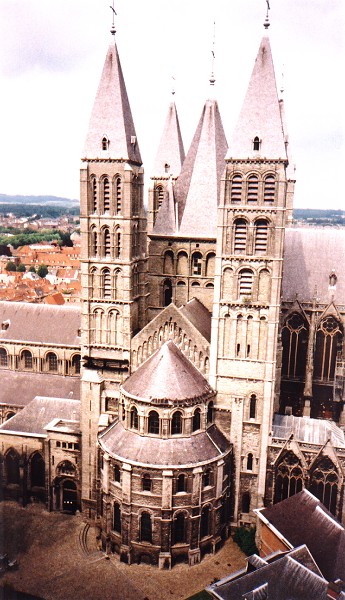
[
  {"x1": 210, "y1": 33, "x2": 295, "y2": 524},
  {"x1": 80, "y1": 33, "x2": 147, "y2": 517}
]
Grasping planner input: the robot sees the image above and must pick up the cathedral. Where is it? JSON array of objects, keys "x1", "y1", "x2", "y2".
[{"x1": 0, "y1": 11, "x2": 345, "y2": 569}]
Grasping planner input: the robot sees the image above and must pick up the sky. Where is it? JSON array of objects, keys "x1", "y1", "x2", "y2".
[{"x1": 0, "y1": 0, "x2": 344, "y2": 209}]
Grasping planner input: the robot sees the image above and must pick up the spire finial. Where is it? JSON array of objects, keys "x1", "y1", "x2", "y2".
[
  {"x1": 264, "y1": 0, "x2": 270, "y2": 29},
  {"x1": 209, "y1": 20, "x2": 216, "y2": 86},
  {"x1": 171, "y1": 76, "x2": 176, "y2": 97},
  {"x1": 110, "y1": 1, "x2": 117, "y2": 36}
]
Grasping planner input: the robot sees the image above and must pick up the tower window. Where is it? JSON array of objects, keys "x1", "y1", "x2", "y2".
[
  {"x1": 191, "y1": 252, "x2": 202, "y2": 276},
  {"x1": 264, "y1": 175, "x2": 276, "y2": 203},
  {"x1": 103, "y1": 178, "x2": 110, "y2": 212},
  {"x1": 234, "y1": 219, "x2": 247, "y2": 254},
  {"x1": 230, "y1": 175, "x2": 243, "y2": 204},
  {"x1": 253, "y1": 136, "x2": 261, "y2": 151},
  {"x1": 254, "y1": 219, "x2": 268, "y2": 254},
  {"x1": 249, "y1": 395, "x2": 256, "y2": 419},
  {"x1": 115, "y1": 228, "x2": 121, "y2": 258},
  {"x1": 92, "y1": 177, "x2": 97, "y2": 213},
  {"x1": 115, "y1": 177, "x2": 122, "y2": 214},
  {"x1": 103, "y1": 228, "x2": 111, "y2": 257},
  {"x1": 102, "y1": 136, "x2": 108, "y2": 151},
  {"x1": 239, "y1": 269, "x2": 253, "y2": 297},
  {"x1": 102, "y1": 268, "x2": 111, "y2": 299},
  {"x1": 247, "y1": 175, "x2": 259, "y2": 203},
  {"x1": 247, "y1": 453, "x2": 253, "y2": 471}
]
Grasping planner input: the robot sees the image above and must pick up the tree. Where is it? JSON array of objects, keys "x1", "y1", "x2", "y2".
[
  {"x1": 29, "y1": 266, "x2": 36, "y2": 273},
  {"x1": 17, "y1": 263, "x2": 26, "y2": 272},
  {"x1": 37, "y1": 264, "x2": 48, "y2": 278},
  {"x1": 5, "y1": 260, "x2": 16, "y2": 272}
]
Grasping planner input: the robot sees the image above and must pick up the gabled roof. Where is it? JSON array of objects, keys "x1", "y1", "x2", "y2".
[
  {"x1": 282, "y1": 227, "x2": 345, "y2": 304},
  {"x1": 0, "y1": 371, "x2": 80, "y2": 407},
  {"x1": 0, "y1": 301, "x2": 80, "y2": 346},
  {"x1": 83, "y1": 41, "x2": 141, "y2": 163},
  {"x1": 257, "y1": 489, "x2": 345, "y2": 584},
  {"x1": 179, "y1": 298, "x2": 212, "y2": 342},
  {"x1": 122, "y1": 340, "x2": 213, "y2": 403},
  {"x1": 174, "y1": 99, "x2": 228, "y2": 238},
  {"x1": 152, "y1": 102, "x2": 185, "y2": 178},
  {"x1": 227, "y1": 36, "x2": 287, "y2": 161},
  {"x1": 0, "y1": 396, "x2": 80, "y2": 436}
]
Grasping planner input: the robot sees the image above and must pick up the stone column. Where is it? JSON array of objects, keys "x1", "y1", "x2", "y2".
[{"x1": 303, "y1": 304, "x2": 317, "y2": 413}]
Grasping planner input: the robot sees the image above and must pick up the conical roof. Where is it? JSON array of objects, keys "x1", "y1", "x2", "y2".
[
  {"x1": 175, "y1": 99, "x2": 228, "y2": 238},
  {"x1": 152, "y1": 179, "x2": 177, "y2": 235},
  {"x1": 152, "y1": 102, "x2": 185, "y2": 178},
  {"x1": 83, "y1": 41, "x2": 141, "y2": 163},
  {"x1": 122, "y1": 340, "x2": 213, "y2": 403},
  {"x1": 227, "y1": 36, "x2": 287, "y2": 160}
]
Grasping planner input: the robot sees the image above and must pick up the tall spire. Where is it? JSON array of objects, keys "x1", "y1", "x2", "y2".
[
  {"x1": 82, "y1": 40, "x2": 142, "y2": 163},
  {"x1": 227, "y1": 35, "x2": 286, "y2": 160},
  {"x1": 151, "y1": 101, "x2": 185, "y2": 179},
  {"x1": 175, "y1": 99, "x2": 228, "y2": 238}
]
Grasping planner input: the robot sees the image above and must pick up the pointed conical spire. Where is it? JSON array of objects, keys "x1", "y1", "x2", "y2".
[
  {"x1": 152, "y1": 102, "x2": 185, "y2": 179},
  {"x1": 83, "y1": 41, "x2": 141, "y2": 163},
  {"x1": 175, "y1": 99, "x2": 228, "y2": 238},
  {"x1": 227, "y1": 36, "x2": 286, "y2": 160}
]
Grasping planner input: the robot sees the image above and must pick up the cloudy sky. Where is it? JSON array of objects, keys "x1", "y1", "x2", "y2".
[{"x1": 0, "y1": 0, "x2": 344, "y2": 209}]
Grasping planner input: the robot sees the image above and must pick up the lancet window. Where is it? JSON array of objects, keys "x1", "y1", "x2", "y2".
[
  {"x1": 274, "y1": 452, "x2": 303, "y2": 503},
  {"x1": 281, "y1": 313, "x2": 308, "y2": 379}
]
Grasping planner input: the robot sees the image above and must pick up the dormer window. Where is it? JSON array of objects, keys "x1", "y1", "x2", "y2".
[
  {"x1": 102, "y1": 136, "x2": 109, "y2": 151},
  {"x1": 253, "y1": 136, "x2": 261, "y2": 151},
  {"x1": 329, "y1": 271, "x2": 337, "y2": 287}
]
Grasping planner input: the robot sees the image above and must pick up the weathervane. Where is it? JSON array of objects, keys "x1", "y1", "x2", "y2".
[
  {"x1": 110, "y1": 1, "x2": 117, "y2": 36},
  {"x1": 209, "y1": 20, "x2": 216, "y2": 86},
  {"x1": 264, "y1": 0, "x2": 270, "y2": 29}
]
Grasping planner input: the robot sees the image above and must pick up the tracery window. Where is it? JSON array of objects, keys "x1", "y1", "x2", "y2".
[
  {"x1": 281, "y1": 313, "x2": 308, "y2": 379},
  {"x1": 234, "y1": 219, "x2": 247, "y2": 254},
  {"x1": 314, "y1": 316, "x2": 342, "y2": 381},
  {"x1": 309, "y1": 457, "x2": 338, "y2": 515},
  {"x1": 247, "y1": 175, "x2": 259, "y2": 203},
  {"x1": 264, "y1": 175, "x2": 276, "y2": 203},
  {"x1": 230, "y1": 175, "x2": 243, "y2": 203},
  {"x1": 274, "y1": 452, "x2": 303, "y2": 503}
]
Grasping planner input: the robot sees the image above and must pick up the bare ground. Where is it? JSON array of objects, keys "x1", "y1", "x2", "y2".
[{"x1": 0, "y1": 502, "x2": 245, "y2": 600}]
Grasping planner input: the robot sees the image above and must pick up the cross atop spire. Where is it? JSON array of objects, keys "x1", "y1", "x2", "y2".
[
  {"x1": 110, "y1": 1, "x2": 117, "y2": 36},
  {"x1": 264, "y1": 0, "x2": 270, "y2": 29}
]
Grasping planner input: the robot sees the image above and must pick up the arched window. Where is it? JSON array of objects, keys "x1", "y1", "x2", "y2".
[
  {"x1": 314, "y1": 316, "x2": 342, "y2": 381},
  {"x1": 274, "y1": 452, "x2": 303, "y2": 503},
  {"x1": 205, "y1": 253, "x2": 215, "y2": 277},
  {"x1": 114, "y1": 465, "x2": 121, "y2": 483},
  {"x1": 132, "y1": 223, "x2": 139, "y2": 258},
  {"x1": 247, "y1": 175, "x2": 259, "y2": 203},
  {"x1": 71, "y1": 354, "x2": 81, "y2": 375},
  {"x1": 103, "y1": 177, "x2": 110, "y2": 212},
  {"x1": 254, "y1": 219, "x2": 268, "y2": 254},
  {"x1": 192, "y1": 408, "x2": 201, "y2": 432},
  {"x1": 103, "y1": 228, "x2": 111, "y2": 257},
  {"x1": 239, "y1": 269, "x2": 253, "y2": 297},
  {"x1": 131, "y1": 406, "x2": 139, "y2": 430},
  {"x1": 249, "y1": 395, "x2": 256, "y2": 419},
  {"x1": 102, "y1": 268, "x2": 111, "y2": 299},
  {"x1": 30, "y1": 452, "x2": 45, "y2": 487},
  {"x1": 114, "y1": 269, "x2": 122, "y2": 300},
  {"x1": 203, "y1": 469, "x2": 212, "y2": 488},
  {"x1": 0, "y1": 348, "x2": 8, "y2": 367},
  {"x1": 247, "y1": 453, "x2": 253, "y2": 471},
  {"x1": 5, "y1": 449, "x2": 20, "y2": 485},
  {"x1": 140, "y1": 512, "x2": 152, "y2": 543},
  {"x1": 21, "y1": 349, "x2": 33, "y2": 370},
  {"x1": 142, "y1": 474, "x2": 152, "y2": 492},
  {"x1": 222, "y1": 268, "x2": 233, "y2": 299},
  {"x1": 200, "y1": 505, "x2": 210, "y2": 538},
  {"x1": 114, "y1": 227, "x2": 121, "y2": 259},
  {"x1": 191, "y1": 252, "x2": 202, "y2": 276},
  {"x1": 177, "y1": 474, "x2": 186, "y2": 493},
  {"x1": 176, "y1": 251, "x2": 188, "y2": 276},
  {"x1": 90, "y1": 226, "x2": 97, "y2": 256},
  {"x1": 234, "y1": 219, "x2": 247, "y2": 254},
  {"x1": 230, "y1": 174, "x2": 243, "y2": 204},
  {"x1": 173, "y1": 513, "x2": 186, "y2": 544},
  {"x1": 46, "y1": 352, "x2": 58, "y2": 372},
  {"x1": 113, "y1": 503, "x2": 121, "y2": 533},
  {"x1": 163, "y1": 279, "x2": 172, "y2": 306},
  {"x1": 115, "y1": 176, "x2": 122, "y2": 214},
  {"x1": 172, "y1": 411, "x2": 182, "y2": 435},
  {"x1": 309, "y1": 457, "x2": 338, "y2": 515},
  {"x1": 242, "y1": 492, "x2": 250, "y2": 513},
  {"x1": 264, "y1": 174, "x2": 276, "y2": 203},
  {"x1": 91, "y1": 177, "x2": 97, "y2": 212},
  {"x1": 253, "y1": 136, "x2": 260, "y2": 151},
  {"x1": 148, "y1": 411, "x2": 159, "y2": 435},
  {"x1": 207, "y1": 401, "x2": 214, "y2": 424},
  {"x1": 102, "y1": 136, "x2": 108, "y2": 151},
  {"x1": 281, "y1": 313, "x2": 308, "y2": 379},
  {"x1": 163, "y1": 251, "x2": 174, "y2": 275},
  {"x1": 155, "y1": 185, "x2": 164, "y2": 212}
]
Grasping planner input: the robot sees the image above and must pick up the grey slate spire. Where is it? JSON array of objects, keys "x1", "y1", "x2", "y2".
[
  {"x1": 83, "y1": 41, "x2": 142, "y2": 163},
  {"x1": 152, "y1": 102, "x2": 185, "y2": 179}
]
